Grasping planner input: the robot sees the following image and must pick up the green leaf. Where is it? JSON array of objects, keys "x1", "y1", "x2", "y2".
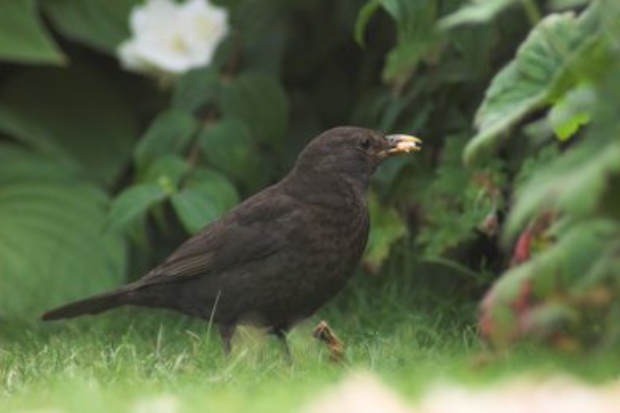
[
  {"x1": 364, "y1": 193, "x2": 408, "y2": 272},
  {"x1": 134, "y1": 110, "x2": 199, "y2": 170},
  {"x1": 464, "y1": 11, "x2": 596, "y2": 165},
  {"x1": 0, "y1": 143, "x2": 77, "y2": 184},
  {"x1": 198, "y1": 118, "x2": 264, "y2": 189},
  {"x1": 507, "y1": 136, "x2": 620, "y2": 237},
  {"x1": 573, "y1": 239, "x2": 620, "y2": 291},
  {"x1": 507, "y1": 61, "x2": 620, "y2": 235},
  {"x1": 106, "y1": 184, "x2": 169, "y2": 232},
  {"x1": 439, "y1": 0, "x2": 517, "y2": 29},
  {"x1": 0, "y1": 67, "x2": 139, "y2": 186},
  {"x1": 138, "y1": 155, "x2": 189, "y2": 188},
  {"x1": 42, "y1": 0, "x2": 139, "y2": 54},
  {"x1": 172, "y1": 67, "x2": 221, "y2": 113},
  {"x1": 220, "y1": 73, "x2": 288, "y2": 146},
  {"x1": 467, "y1": 62, "x2": 548, "y2": 162},
  {"x1": 550, "y1": 0, "x2": 590, "y2": 10},
  {"x1": 0, "y1": 0, "x2": 65, "y2": 65},
  {"x1": 490, "y1": 59, "x2": 620, "y2": 346},
  {"x1": 0, "y1": 151, "x2": 126, "y2": 319},
  {"x1": 355, "y1": 0, "x2": 382, "y2": 47},
  {"x1": 380, "y1": 0, "x2": 441, "y2": 84},
  {"x1": 171, "y1": 169, "x2": 239, "y2": 233},
  {"x1": 548, "y1": 85, "x2": 594, "y2": 141}
]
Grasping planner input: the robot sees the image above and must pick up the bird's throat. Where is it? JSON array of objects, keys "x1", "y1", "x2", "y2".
[{"x1": 283, "y1": 169, "x2": 370, "y2": 209}]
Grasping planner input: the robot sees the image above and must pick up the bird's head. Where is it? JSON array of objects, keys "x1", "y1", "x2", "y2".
[{"x1": 291, "y1": 126, "x2": 422, "y2": 190}]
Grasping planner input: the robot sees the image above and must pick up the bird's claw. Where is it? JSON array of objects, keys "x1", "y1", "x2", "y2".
[{"x1": 312, "y1": 320, "x2": 345, "y2": 363}]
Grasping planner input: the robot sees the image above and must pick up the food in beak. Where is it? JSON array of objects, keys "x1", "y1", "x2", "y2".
[{"x1": 385, "y1": 134, "x2": 423, "y2": 155}]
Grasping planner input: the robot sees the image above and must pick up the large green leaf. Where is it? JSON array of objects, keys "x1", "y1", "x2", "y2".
[
  {"x1": 0, "y1": 147, "x2": 126, "y2": 319},
  {"x1": 507, "y1": 58, "x2": 620, "y2": 236},
  {"x1": 464, "y1": 11, "x2": 596, "y2": 165},
  {"x1": 220, "y1": 73, "x2": 289, "y2": 147},
  {"x1": 171, "y1": 168, "x2": 239, "y2": 233},
  {"x1": 0, "y1": 0, "x2": 65, "y2": 65},
  {"x1": 0, "y1": 143, "x2": 76, "y2": 184},
  {"x1": 42, "y1": 0, "x2": 139, "y2": 54},
  {"x1": 486, "y1": 49, "x2": 620, "y2": 348},
  {"x1": 0, "y1": 68, "x2": 139, "y2": 186}
]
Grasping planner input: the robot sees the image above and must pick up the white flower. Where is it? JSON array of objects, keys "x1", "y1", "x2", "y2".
[{"x1": 118, "y1": 0, "x2": 228, "y2": 79}]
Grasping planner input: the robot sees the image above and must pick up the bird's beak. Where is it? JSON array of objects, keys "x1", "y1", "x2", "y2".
[{"x1": 383, "y1": 134, "x2": 423, "y2": 156}]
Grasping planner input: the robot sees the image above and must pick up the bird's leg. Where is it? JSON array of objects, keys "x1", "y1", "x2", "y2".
[
  {"x1": 218, "y1": 325, "x2": 235, "y2": 358},
  {"x1": 274, "y1": 329, "x2": 292, "y2": 361},
  {"x1": 312, "y1": 320, "x2": 345, "y2": 362}
]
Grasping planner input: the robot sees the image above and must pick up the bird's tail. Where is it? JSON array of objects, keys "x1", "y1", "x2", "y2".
[{"x1": 41, "y1": 287, "x2": 131, "y2": 321}]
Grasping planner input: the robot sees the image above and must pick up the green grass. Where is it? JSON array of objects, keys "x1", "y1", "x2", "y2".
[{"x1": 2, "y1": 273, "x2": 620, "y2": 412}]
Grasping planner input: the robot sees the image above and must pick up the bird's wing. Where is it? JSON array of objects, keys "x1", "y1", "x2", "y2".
[{"x1": 137, "y1": 187, "x2": 301, "y2": 286}]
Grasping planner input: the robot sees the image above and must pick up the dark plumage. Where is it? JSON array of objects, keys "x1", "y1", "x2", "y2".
[{"x1": 42, "y1": 127, "x2": 421, "y2": 355}]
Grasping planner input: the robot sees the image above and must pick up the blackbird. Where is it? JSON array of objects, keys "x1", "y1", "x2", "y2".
[{"x1": 42, "y1": 127, "x2": 421, "y2": 355}]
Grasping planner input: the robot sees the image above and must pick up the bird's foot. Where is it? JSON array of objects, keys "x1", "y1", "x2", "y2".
[
  {"x1": 218, "y1": 325, "x2": 235, "y2": 358},
  {"x1": 312, "y1": 320, "x2": 345, "y2": 363}
]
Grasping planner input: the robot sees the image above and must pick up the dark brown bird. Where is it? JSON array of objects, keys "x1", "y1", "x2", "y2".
[{"x1": 42, "y1": 127, "x2": 421, "y2": 355}]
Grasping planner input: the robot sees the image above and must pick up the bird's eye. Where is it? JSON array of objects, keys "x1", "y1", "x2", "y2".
[{"x1": 359, "y1": 138, "x2": 371, "y2": 151}]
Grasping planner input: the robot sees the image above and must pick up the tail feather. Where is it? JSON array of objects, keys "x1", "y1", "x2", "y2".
[{"x1": 41, "y1": 288, "x2": 129, "y2": 321}]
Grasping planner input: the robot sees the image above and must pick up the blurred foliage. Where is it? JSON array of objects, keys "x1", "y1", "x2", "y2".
[
  {"x1": 0, "y1": 0, "x2": 619, "y2": 357},
  {"x1": 470, "y1": 0, "x2": 620, "y2": 351}
]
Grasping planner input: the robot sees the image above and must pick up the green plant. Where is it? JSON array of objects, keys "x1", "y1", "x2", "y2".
[{"x1": 457, "y1": 0, "x2": 620, "y2": 349}]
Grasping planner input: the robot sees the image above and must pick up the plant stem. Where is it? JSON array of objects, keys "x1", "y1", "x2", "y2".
[{"x1": 521, "y1": 0, "x2": 542, "y2": 25}]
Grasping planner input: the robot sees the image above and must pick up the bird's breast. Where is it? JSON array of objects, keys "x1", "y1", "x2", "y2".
[{"x1": 287, "y1": 200, "x2": 369, "y2": 289}]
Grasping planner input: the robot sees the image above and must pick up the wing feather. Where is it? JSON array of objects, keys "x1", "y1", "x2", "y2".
[{"x1": 137, "y1": 186, "x2": 301, "y2": 286}]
